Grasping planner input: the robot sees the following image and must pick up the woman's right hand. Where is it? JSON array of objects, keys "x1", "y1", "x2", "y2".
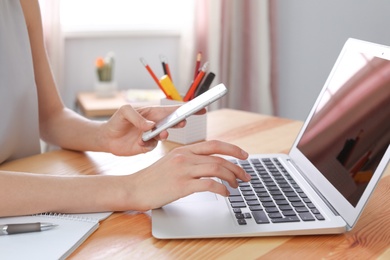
[{"x1": 119, "y1": 140, "x2": 251, "y2": 211}]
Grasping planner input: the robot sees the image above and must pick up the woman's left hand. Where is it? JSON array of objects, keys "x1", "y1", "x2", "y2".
[{"x1": 100, "y1": 104, "x2": 205, "y2": 156}]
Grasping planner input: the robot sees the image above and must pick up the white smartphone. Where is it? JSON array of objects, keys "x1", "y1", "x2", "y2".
[{"x1": 142, "y1": 83, "x2": 228, "y2": 142}]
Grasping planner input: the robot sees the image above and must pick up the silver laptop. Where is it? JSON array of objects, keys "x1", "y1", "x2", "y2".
[{"x1": 152, "y1": 38, "x2": 390, "y2": 239}]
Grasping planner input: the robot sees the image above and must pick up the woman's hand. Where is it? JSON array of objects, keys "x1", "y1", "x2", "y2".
[
  {"x1": 121, "y1": 140, "x2": 251, "y2": 211},
  {"x1": 99, "y1": 104, "x2": 206, "y2": 156}
]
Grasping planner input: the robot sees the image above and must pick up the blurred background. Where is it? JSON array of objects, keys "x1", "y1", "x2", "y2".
[{"x1": 39, "y1": 0, "x2": 390, "y2": 121}]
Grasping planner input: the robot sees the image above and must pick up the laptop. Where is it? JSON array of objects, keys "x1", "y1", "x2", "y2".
[{"x1": 151, "y1": 38, "x2": 390, "y2": 239}]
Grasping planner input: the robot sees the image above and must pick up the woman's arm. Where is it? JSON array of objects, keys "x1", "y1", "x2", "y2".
[
  {"x1": 21, "y1": 0, "x2": 108, "y2": 152},
  {"x1": 20, "y1": 0, "x2": 184, "y2": 155},
  {"x1": 0, "y1": 140, "x2": 250, "y2": 217}
]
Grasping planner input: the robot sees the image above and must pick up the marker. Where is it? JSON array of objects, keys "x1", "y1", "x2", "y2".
[
  {"x1": 159, "y1": 75, "x2": 183, "y2": 101},
  {"x1": 194, "y1": 72, "x2": 215, "y2": 98}
]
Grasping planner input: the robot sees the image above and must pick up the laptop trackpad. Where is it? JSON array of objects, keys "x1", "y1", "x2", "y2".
[{"x1": 172, "y1": 192, "x2": 217, "y2": 204}]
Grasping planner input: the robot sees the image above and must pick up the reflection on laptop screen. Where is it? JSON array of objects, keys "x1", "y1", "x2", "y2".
[{"x1": 297, "y1": 50, "x2": 390, "y2": 207}]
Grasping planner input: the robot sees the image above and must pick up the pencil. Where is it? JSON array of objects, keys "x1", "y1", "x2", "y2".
[
  {"x1": 193, "y1": 51, "x2": 202, "y2": 80},
  {"x1": 140, "y1": 58, "x2": 170, "y2": 99},
  {"x1": 184, "y1": 61, "x2": 209, "y2": 101}
]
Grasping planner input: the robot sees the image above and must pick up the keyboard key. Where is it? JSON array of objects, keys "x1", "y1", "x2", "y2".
[
  {"x1": 237, "y1": 219, "x2": 247, "y2": 225},
  {"x1": 231, "y1": 202, "x2": 247, "y2": 208},
  {"x1": 244, "y1": 195, "x2": 258, "y2": 201},
  {"x1": 262, "y1": 202, "x2": 276, "y2": 208},
  {"x1": 251, "y1": 211, "x2": 270, "y2": 224},
  {"x1": 269, "y1": 190, "x2": 283, "y2": 196},
  {"x1": 254, "y1": 187, "x2": 267, "y2": 193},
  {"x1": 288, "y1": 196, "x2": 302, "y2": 202},
  {"x1": 257, "y1": 192, "x2": 270, "y2": 197},
  {"x1": 252, "y1": 183, "x2": 264, "y2": 188},
  {"x1": 299, "y1": 212, "x2": 315, "y2": 221},
  {"x1": 229, "y1": 197, "x2": 244, "y2": 203},
  {"x1": 249, "y1": 205, "x2": 263, "y2": 211},
  {"x1": 271, "y1": 216, "x2": 300, "y2": 223},
  {"x1": 233, "y1": 208, "x2": 242, "y2": 214},
  {"x1": 282, "y1": 210, "x2": 297, "y2": 216},
  {"x1": 273, "y1": 195, "x2": 286, "y2": 200},
  {"x1": 291, "y1": 201, "x2": 305, "y2": 207},
  {"x1": 311, "y1": 208, "x2": 321, "y2": 214},
  {"x1": 274, "y1": 199, "x2": 289, "y2": 205},
  {"x1": 279, "y1": 205, "x2": 293, "y2": 211},
  {"x1": 269, "y1": 212, "x2": 283, "y2": 219},
  {"x1": 240, "y1": 186, "x2": 253, "y2": 191},
  {"x1": 264, "y1": 207, "x2": 279, "y2": 213},
  {"x1": 247, "y1": 200, "x2": 261, "y2": 206},
  {"x1": 244, "y1": 213, "x2": 252, "y2": 219},
  {"x1": 295, "y1": 207, "x2": 309, "y2": 213},
  {"x1": 235, "y1": 213, "x2": 245, "y2": 219},
  {"x1": 242, "y1": 191, "x2": 255, "y2": 196},
  {"x1": 259, "y1": 197, "x2": 273, "y2": 203},
  {"x1": 285, "y1": 192, "x2": 297, "y2": 197},
  {"x1": 314, "y1": 213, "x2": 325, "y2": 221}
]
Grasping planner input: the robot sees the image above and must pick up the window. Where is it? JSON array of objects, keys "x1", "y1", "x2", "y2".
[{"x1": 60, "y1": 0, "x2": 195, "y2": 32}]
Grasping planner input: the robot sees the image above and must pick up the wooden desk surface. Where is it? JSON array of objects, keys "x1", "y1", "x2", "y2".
[
  {"x1": 1, "y1": 109, "x2": 389, "y2": 259},
  {"x1": 76, "y1": 90, "x2": 162, "y2": 118}
]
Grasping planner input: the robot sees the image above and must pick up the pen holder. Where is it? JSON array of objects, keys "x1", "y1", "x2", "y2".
[{"x1": 161, "y1": 98, "x2": 207, "y2": 145}]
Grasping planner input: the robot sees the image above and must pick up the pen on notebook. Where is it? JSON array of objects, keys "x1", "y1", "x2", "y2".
[
  {"x1": 140, "y1": 58, "x2": 171, "y2": 99},
  {"x1": 0, "y1": 222, "x2": 58, "y2": 235},
  {"x1": 193, "y1": 51, "x2": 202, "y2": 80},
  {"x1": 184, "y1": 61, "x2": 209, "y2": 101},
  {"x1": 194, "y1": 72, "x2": 215, "y2": 98}
]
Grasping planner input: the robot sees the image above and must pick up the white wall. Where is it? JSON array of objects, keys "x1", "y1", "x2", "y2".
[
  {"x1": 62, "y1": 32, "x2": 180, "y2": 109},
  {"x1": 275, "y1": 0, "x2": 390, "y2": 120}
]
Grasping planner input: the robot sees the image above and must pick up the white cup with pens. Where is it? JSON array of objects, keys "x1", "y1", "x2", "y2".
[{"x1": 140, "y1": 55, "x2": 217, "y2": 144}]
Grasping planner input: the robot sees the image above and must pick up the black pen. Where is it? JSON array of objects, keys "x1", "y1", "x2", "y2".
[
  {"x1": 0, "y1": 222, "x2": 57, "y2": 235},
  {"x1": 194, "y1": 72, "x2": 215, "y2": 98}
]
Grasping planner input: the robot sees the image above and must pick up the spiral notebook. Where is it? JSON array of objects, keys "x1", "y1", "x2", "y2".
[{"x1": 0, "y1": 211, "x2": 112, "y2": 260}]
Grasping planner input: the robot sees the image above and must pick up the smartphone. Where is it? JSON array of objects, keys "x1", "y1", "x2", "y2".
[{"x1": 142, "y1": 83, "x2": 228, "y2": 142}]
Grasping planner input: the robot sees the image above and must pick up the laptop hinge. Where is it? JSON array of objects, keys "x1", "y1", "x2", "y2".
[{"x1": 287, "y1": 159, "x2": 340, "y2": 217}]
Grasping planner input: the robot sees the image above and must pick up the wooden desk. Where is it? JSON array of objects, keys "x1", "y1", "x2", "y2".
[
  {"x1": 76, "y1": 90, "x2": 163, "y2": 118},
  {"x1": 1, "y1": 109, "x2": 389, "y2": 259}
]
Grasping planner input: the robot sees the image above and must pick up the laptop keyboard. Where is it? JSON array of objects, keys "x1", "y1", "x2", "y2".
[{"x1": 223, "y1": 158, "x2": 325, "y2": 225}]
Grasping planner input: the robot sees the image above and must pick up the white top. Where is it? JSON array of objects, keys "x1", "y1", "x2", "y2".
[{"x1": 0, "y1": 0, "x2": 40, "y2": 164}]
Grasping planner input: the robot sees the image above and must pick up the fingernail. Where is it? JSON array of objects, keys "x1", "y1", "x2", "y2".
[
  {"x1": 241, "y1": 150, "x2": 248, "y2": 157},
  {"x1": 146, "y1": 120, "x2": 155, "y2": 127},
  {"x1": 245, "y1": 172, "x2": 252, "y2": 181}
]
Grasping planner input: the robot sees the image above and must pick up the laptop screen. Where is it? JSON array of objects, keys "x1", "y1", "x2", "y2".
[{"x1": 297, "y1": 49, "x2": 390, "y2": 207}]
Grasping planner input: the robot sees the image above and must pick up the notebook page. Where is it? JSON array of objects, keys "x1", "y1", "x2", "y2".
[{"x1": 0, "y1": 212, "x2": 111, "y2": 260}]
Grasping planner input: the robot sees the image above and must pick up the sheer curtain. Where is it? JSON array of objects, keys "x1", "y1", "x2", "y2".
[
  {"x1": 38, "y1": 0, "x2": 62, "y2": 152},
  {"x1": 194, "y1": 0, "x2": 275, "y2": 115},
  {"x1": 38, "y1": 0, "x2": 64, "y2": 93}
]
